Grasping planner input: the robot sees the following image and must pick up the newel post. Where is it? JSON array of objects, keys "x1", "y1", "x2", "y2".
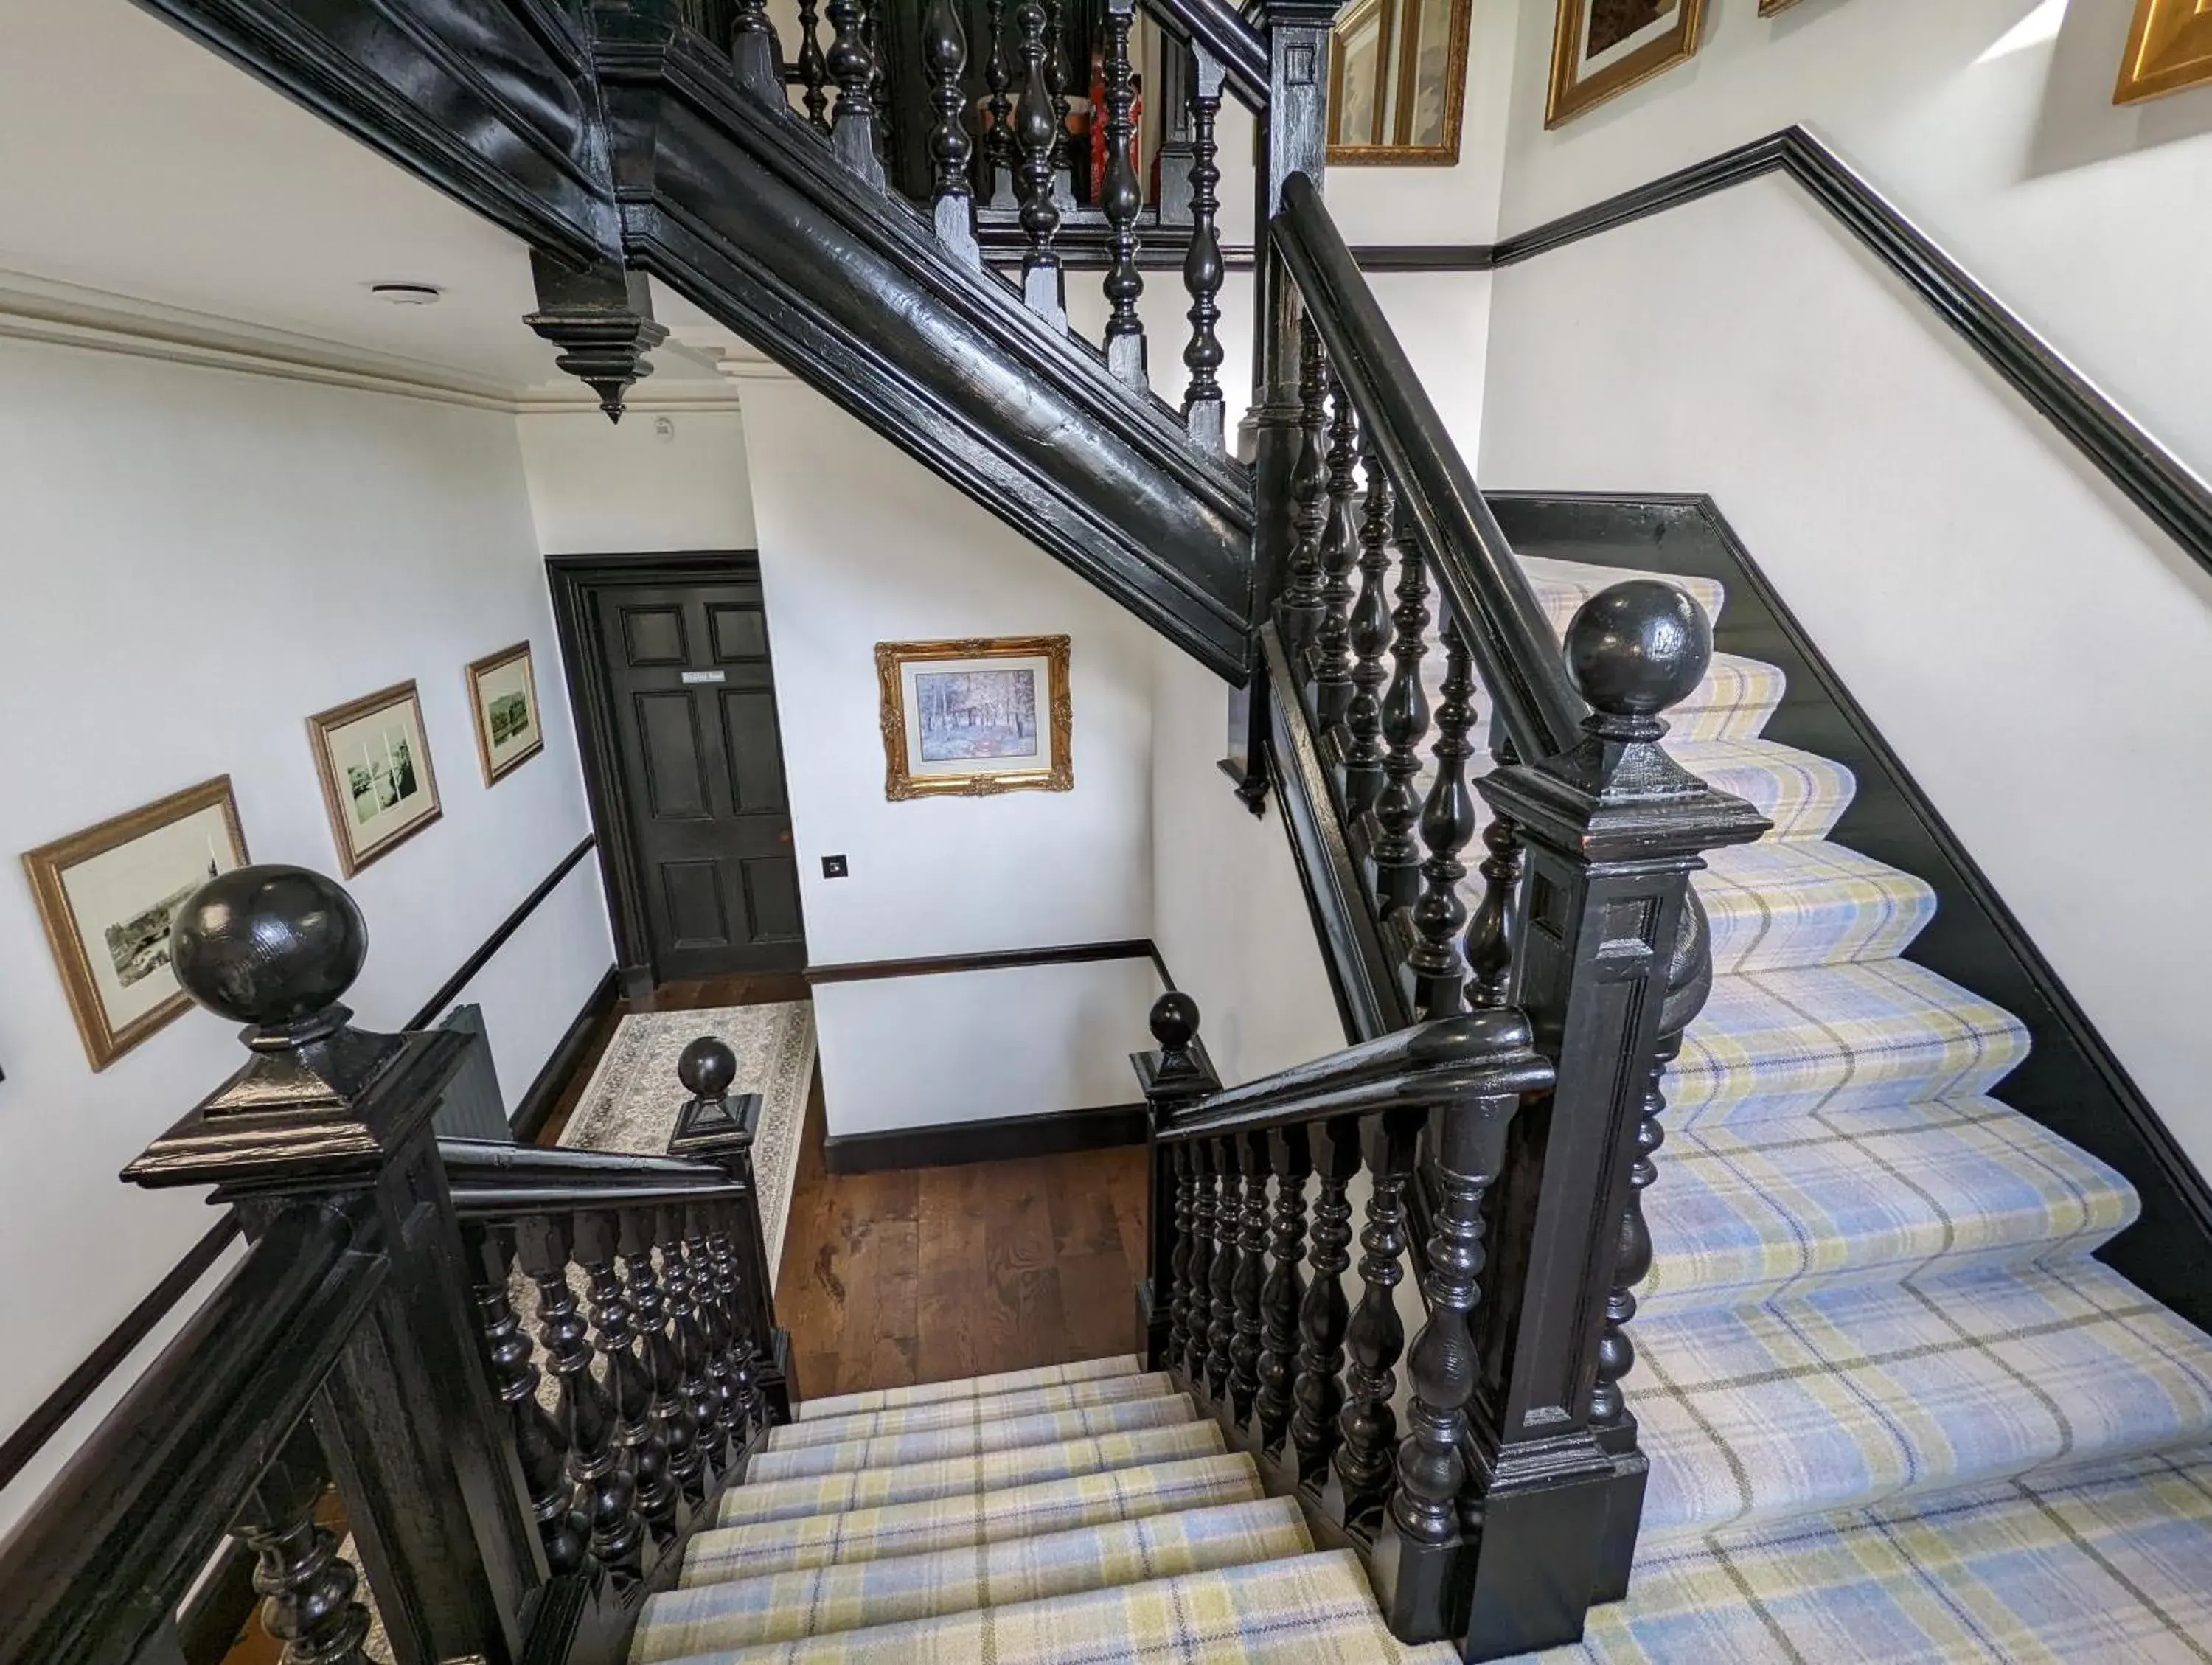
[
  {"x1": 1132, "y1": 993, "x2": 1220, "y2": 1371},
  {"x1": 122, "y1": 866, "x2": 541, "y2": 1665},
  {"x1": 1455, "y1": 584, "x2": 1767, "y2": 1657},
  {"x1": 667, "y1": 1035, "x2": 797, "y2": 1422}
]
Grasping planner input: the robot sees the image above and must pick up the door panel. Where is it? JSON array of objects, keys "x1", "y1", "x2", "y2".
[{"x1": 591, "y1": 575, "x2": 806, "y2": 981}]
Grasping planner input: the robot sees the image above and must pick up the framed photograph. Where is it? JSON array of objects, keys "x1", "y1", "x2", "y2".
[
  {"x1": 1547, "y1": 0, "x2": 1706, "y2": 128},
  {"x1": 1329, "y1": 0, "x2": 1473, "y2": 166},
  {"x1": 308, "y1": 679, "x2": 442, "y2": 876},
  {"x1": 2115, "y1": 0, "x2": 2212, "y2": 105},
  {"x1": 874, "y1": 635, "x2": 1073, "y2": 801},
  {"x1": 466, "y1": 641, "x2": 546, "y2": 786},
  {"x1": 1758, "y1": 0, "x2": 1807, "y2": 14},
  {"x1": 23, "y1": 776, "x2": 250, "y2": 1071}
]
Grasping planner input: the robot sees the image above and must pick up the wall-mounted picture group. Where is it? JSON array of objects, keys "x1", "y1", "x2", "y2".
[{"x1": 22, "y1": 641, "x2": 546, "y2": 1071}]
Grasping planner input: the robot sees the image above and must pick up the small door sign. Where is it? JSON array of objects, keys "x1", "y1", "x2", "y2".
[{"x1": 681, "y1": 670, "x2": 728, "y2": 685}]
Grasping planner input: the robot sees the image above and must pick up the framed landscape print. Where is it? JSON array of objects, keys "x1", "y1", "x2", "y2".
[
  {"x1": 2115, "y1": 0, "x2": 2212, "y2": 105},
  {"x1": 466, "y1": 641, "x2": 545, "y2": 786},
  {"x1": 1548, "y1": 0, "x2": 1706, "y2": 128},
  {"x1": 309, "y1": 679, "x2": 442, "y2": 876},
  {"x1": 1329, "y1": 0, "x2": 1474, "y2": 165},
  {"x1": 875, "y1": 635, "x2": 1073, "y2": 801},
  {"x1": 23, "y1": 776, "x2": 249, "y2": 1071}
]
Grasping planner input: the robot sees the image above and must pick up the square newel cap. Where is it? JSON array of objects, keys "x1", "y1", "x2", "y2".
[
  {"x1": 1132, "y1": 992, "x2": 1221, "y2": 1105},
  {"x1": 668, "y1": 1035, "x2": 765, "y2": 1162},
  {"x1": 119, "y1": 864, "x2": 472, "y2": 1196}
]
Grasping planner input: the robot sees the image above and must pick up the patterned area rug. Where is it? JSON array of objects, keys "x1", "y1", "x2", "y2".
[{"x1": 558, "y1": 1002, "x2": 815, "y2": 1292}]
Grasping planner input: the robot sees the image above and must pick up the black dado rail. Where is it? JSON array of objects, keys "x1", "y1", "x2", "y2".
[
  {"x1": 1271, "y1": 171, "x2": 1590, "y2": 765},
  {"x1": 1481, "y1": 128, "x2": 2212, "y2": 586}
]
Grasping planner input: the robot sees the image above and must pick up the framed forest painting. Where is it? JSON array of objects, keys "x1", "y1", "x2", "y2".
[
  {"x1": 1548, "y1": 0, "x2": 1706, "y2": 128},
  {"x1": 308, "y1": 679, "x2": 442, "y2": 876},
  {"x1": 875, "y1": 635, "x2": 1073, "y2": 801},
  {"x1": 23, "y1": 776, "x2": 249, "y2": 1070},
  {"x1": 466, "y1": 641, "x2": 545, "y2": 786}
]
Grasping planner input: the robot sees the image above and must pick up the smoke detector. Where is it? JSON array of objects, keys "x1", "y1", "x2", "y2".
[{"x1": 368, "y1": 282, "x2": 443, "y2": 306}]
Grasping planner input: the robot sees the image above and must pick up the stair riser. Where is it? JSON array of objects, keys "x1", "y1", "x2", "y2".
[
  {"x1": 746, "y1": 1394, "x2": 1201, "y2": 1483},
  {"x1": 768, "y1": 1372, "x2": 1178, "y2": 1453}
]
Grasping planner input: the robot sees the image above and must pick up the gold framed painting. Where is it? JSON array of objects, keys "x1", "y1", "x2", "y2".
[
  {"x1": 1548, "y1": 0, "x2": 1707, "y2": 129},
  {"x1": 466, "y1": 641, "x2": 546, "y2": 786},
  {"x1": 1757, "y1": 0, "x2": 1807, "y2": 15},
  {"x1": 2115, "y1": 0, "x2": 2212, "y2": 105},
  {"x1": 309, "y1": 679, "x2": 442, "y2": 876},
  {"x1": 23, "y1": 776, "x2": 250, "y2": 1071},
  {"x1": 1329, "y1": 0, "x2": 1473, "y2": 166},
  {"x1": 875, "y1": 635, "x2": 1073, "y2": 801}
]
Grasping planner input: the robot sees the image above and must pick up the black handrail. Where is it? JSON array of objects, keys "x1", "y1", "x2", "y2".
[
  {"x1": 1158, "y1": 1009, "x2": 1553, "y2": 1143},
  {"x1": 0, "y1": 1202, "x2": 384, "y2": 1665},
  {"x1": 448, "y1": 1178, "x2": 748, "y2": 1218},
  {"x1": 436, "y1": 1136, "x2": 723, "y2": 1187},
  {"x1": 1272, "y1": 171, "x2": 1590, "y2": 765},
  {"x1": 1138, "y1": 0, "x2": 1270, "y2": 107}
]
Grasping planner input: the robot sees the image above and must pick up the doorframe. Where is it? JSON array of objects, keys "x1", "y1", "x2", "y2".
[{"x1": 546, "y1": 549, "x2": 796, "y2": 998}]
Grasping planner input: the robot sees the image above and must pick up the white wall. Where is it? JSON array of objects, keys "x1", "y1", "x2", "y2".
[
  {"x1": 0, "y1": 338, "x2": 612, "y2": 1490},
  {"x1": 517, "y1": 407, "x2": 757, "y2": 554},
  {"x1": 1494, "y1": 0, "x2": 2212, "y2": 482},
  {"x1": 1480, "y1": 171, "x2": 2212, "y2": 1177}
]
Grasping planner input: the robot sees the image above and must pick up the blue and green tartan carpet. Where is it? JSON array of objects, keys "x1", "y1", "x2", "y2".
[{"x1": 629, "y1": 557, "x2": 2212, "y2": 1660}]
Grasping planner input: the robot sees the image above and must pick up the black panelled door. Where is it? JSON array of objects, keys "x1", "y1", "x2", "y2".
[{"x1": 591, "y1": 577, "x2": 804, "y2": 980}]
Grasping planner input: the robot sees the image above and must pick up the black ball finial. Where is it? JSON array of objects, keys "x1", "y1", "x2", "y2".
[
  {"x1": 1563, "y1": 580, "x2": 1711, "y2": 720},
  {"x1": 678, "y1": 1035, "x2": 739, "y2": 1101},
  {"x1": 170, "y1": 865, "x2": 369, "y2": 1029},
  {"x1": 1149, "y1": 990, "x2": 1200, "y2": 1052}
]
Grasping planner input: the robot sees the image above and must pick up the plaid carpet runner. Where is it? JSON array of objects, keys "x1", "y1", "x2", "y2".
[{"x1": 629, "y1": 555, "x2": 2212, "y2": 1661}]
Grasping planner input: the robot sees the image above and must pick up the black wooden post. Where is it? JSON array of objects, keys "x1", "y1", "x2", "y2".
[
  {"x1": 1178, "y1": 45, "x2": 1228, "y2": 455},
  {"x1": 728, "y1": 0, "x2": 779, "y2": 94},
  {"x1": 1099, "y1": 0, "x2": 1147, "y2": 388},
  {"x1": 1455, "y1": 582, "x2": 1768, "y2": 1658},
  {"x1": 122, "y1": 866, "x2": 541, "y2": 1665},
  {"x1": 228, "y1": 1435, "x2": 372, "y2": 1665},
  {"x1": 1132, "y1": 993, "x2": 1220, "y2": 1370},
  {"x1": 922, "y1": 0, "x2": 979, "y2": 265},
  {"x1": 668, "y1": 1035, "x2": 796, "y2": 1422}
]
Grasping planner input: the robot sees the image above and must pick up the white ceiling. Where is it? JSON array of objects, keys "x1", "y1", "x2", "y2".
[{"x1": 0, "y1": 0, "x2": 755, "y2": 400}]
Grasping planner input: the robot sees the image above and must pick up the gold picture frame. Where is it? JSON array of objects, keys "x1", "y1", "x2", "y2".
[
  {"x1": 2115, "y1": 0, "x2": 2212, "y2": 105},
  {"x1": 875, "y1": 635, "x2": 1074, "y2": 802},
  {"x1": 23, "y1": 776, "x2": 250, "y2": 1071},
  {"x1": 1757, "y1": 0, "x2": 1807, "y2": 15},
  {"x1": 1328, "y1": 0, "x2": 1474, "y2": 166},
  {"x1": 1547, "y1": 0, "x2": 1707, "y2": 129},
  {"x1": 308, "y1": 679, "x2": 443, "y2": 877},
  {"x1": 466, "y1": 641, "x2": 546, "y2": 787}
]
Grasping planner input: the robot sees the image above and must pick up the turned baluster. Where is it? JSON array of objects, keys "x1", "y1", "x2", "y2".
[
  {"x1": 1343, "y1": 443, "x2": 1396, "y2": 823},
  {"x1": 1012, "y1": 1, "x2": 1065, "y2": 324},
  {"x1": 1326, "y1": 1105, "x2": 1421, "y2": 1529},
  {"x1": 730, "y1": 0, "x2": 777, "y2": 94},
  {"x1": 1166, "y1": 1141, "x2": 1197, "y2": 1377},
  {"x1": 796, "y1": 0, "x2": 831, "y2": 132},
  {"x1": 1410, "y1": 619, "x2": 1478, "y2": 1019},
  {"x1": 1228, "y1": 1131, "x2": 1269, "y2": 1431},
  {"x1": 1184, "y1": 1139, "x2": 1220, "y2": 1392},
  {"x1": 659, "y1": 1209, "x2": 727, "y2": 1475},
  {"x1": 519, "y1": 1215, "x2": 643, "y2": 1580},
  {"x1": 825, "y1": 0, "x2": 885, "y2": 187},
  {"x1": 1254, "y1": 1125, "x2": 1310, "y2": 1460},
  {"x1": 1045, "y1": 0, "x2": 1074, "y2": 208},
  {"x1": 1099, "y1": 0, "x2": 1146, "y2": 387},
  {"x1": 1180, "y1": 48, "x2": 1227, "y2": 452},
  {"x1": 230, "y1": 1446, "x2": 372, "y2": 1665},
  {"x1": 1315, "y1": 369, "x2": 1361, "y2": 740},
  {"x1": 1204, "y1": 1136, "x2": 1239, "y2": 1405},
  {"x1": 1290, "y1": 1116, "x2": 1359, "y2": 1491},
  {"x1": 465, "y1": 1221, "x2": 587, "y2": 1573},
  {"x1": 1371, "y1": 507, "x2": 1432, "y2": 916},
  {"x1": 1464, "y1": 814, "x2": 1525, "y2": 1014},
  {"x1": 921, "y1": 1, "x2": 980, "y2": 265},
  {"x1": 708, "y1": 1209, "x2": 767, "y2": 1430},
  {"x1": 622, "y1": 1209, "x2": 702, "y2": 1503},
  {"x1": 865, "y1": 5, "x2": 890, "y2": 164},
  {"x1": 1277, "y1": 316, "x2": 1329, "y2": 656},
  {"x1": 685, "y1": 1205, "x2": 745, "y2": 1452},
  {"x1": 575, "y1": 1213, "x2": 675, "y2": 1545},
  {"x1": 983, "y1": 0, "x2": 1018, "y2": 207}
]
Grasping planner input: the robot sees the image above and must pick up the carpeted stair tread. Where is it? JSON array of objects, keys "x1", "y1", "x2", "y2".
[
  {"x1": 653, "y1": 1548, "x2": 1453, "y2": 1664},
  {"x1": 799, "y1": 1355, "x2": 1146, "y2": 1422},
  {"x1": 1421, "y1": 642, "x2": 1780, "y2": 744},
  {"x1": 636, "y1": 1498, "x2": 1314, "y2": 1658},
  {"x1": 1642, "y1": 1094, "x2": 2139, "y2": 1318},
  {"x1": 1631, "y1": 1258, "x2": 2212, "y2": 1547},
  {"x1": 1696, "y1": 839, "x2": 1938, "y2": 974},
  {"x1": 765, "y1": 1374, "x2": 1182, "y2": 1453},
  {"x1": 1665, "y1": 737, "x2": 1856, "y2": 841},
  {"x1": 720, "y1": 1421, "x2": 1228, "y2": 1526},
  {"x1": 1520, "y1": 553, "x2": 1729, "y2": 631},
  {"x1": 1517, "y1": 1447, "x2": 2212, "y2": 1664},
  {"x1": 683, "y1": 1454, "x2": 1267, "y2": 1584},
  {"x1": 1672, "y1": 959, "x2": 2030, "y2": 1130},
  {"x1": 745, "y1": 1393, "x2": 1202, "y2": 1482}
]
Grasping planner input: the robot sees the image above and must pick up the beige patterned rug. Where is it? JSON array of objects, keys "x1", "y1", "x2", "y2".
[{"x1": 557, "y1": 1002, "x2": 815, "y2": 1291}]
